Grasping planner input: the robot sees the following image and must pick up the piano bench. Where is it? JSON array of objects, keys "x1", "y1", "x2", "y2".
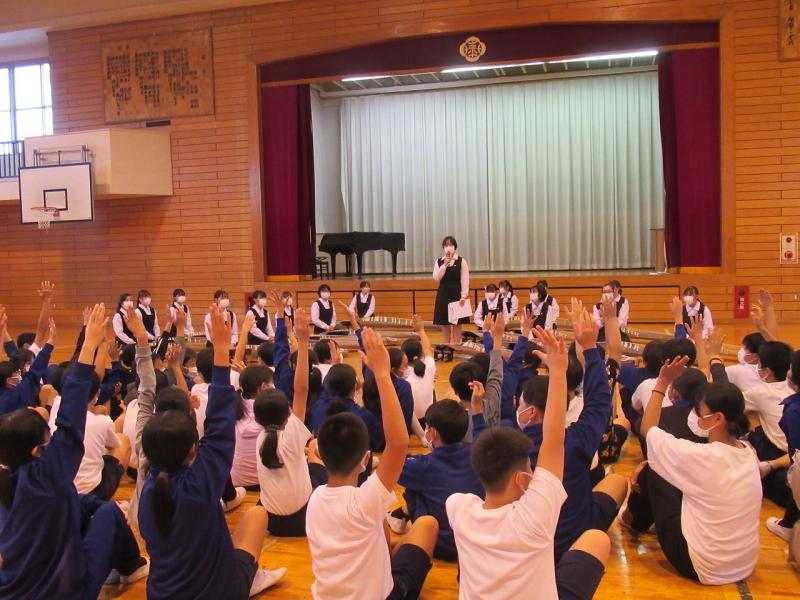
[{"x1": 314, "y1": 256, "x2": 330, "y2": 279}]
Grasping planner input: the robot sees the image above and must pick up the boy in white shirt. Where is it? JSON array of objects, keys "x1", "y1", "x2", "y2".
[
  {"x1": 306, "y1": 327, "x2": 438, "y2": 600},
  {"x1": 447, "y1": 321, "x2": 610, "y2": 600}
]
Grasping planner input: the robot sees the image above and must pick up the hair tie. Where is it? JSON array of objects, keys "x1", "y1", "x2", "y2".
[{"x1": 266, "y1": 425, "x2": 281, "y2": 433}]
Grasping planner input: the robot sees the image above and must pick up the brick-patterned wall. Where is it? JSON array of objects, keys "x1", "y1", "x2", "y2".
[{"x1": 0, "y1": 0, "x2": 797, "y2": 327}]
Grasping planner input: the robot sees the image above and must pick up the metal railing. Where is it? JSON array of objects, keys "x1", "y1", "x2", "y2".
[{"x1": 0, "y1": 140, "x2": 24, "y2": 178}]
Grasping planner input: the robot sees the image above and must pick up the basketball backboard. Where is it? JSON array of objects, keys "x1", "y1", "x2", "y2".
[{"x1": 19, "y1": 162, "x2": 94, "y2": 225}]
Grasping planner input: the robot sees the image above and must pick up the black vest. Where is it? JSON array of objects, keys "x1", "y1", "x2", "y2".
[
  {"x1": 314, "y1": 299, "x2": 334, "y2": 334},
  {"x1": 526, "y1": 295, "x2": 555, "y2": 329},
  {"x1": 116, "y1": 309, "x2": 135, "y2": 345},
  {"x1": 682, "y1": 302, "x2": 706, "y2": 326},
  {"x1": 138, "y1": 304, "x2": 156, "y2": 335},
  {"x1": 247, "y1": 306, "x2": 270, "y2": 344},
  {"x1": 481, "y1": 298, "x2": 503, "y2": 320},
  {"x1": 284, "y1": 306, "x2": 295, "y2": 327},
  {"x1": 503, "y1": 294, "x2": 514, "y2": 314},
  {"x1": 355, "y1": 293, "x2": 373, "y2": 318},
  {"x1": 169, "y1": 302, "x2": 189, "y2": 336}
]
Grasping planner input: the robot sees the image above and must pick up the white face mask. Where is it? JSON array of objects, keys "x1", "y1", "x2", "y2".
[
  {"x1": 444, "y1": 246, "x2": 455, "y2": 256},
  {"x1": 320, "y1": 291, "x2": 331, "y2": 300},
  {"x1": 218, "y1": 298, "x2": 230, "y2": 308},
  {"x1": 684, "y1": 295, "x2": 694, "y2": 306},
  {"x1": 486, "y1": 292, "x2": 496, "y2": 301},
  {"x1": 602, "y1": 292, "x2": 613, "y2": 301},
  {"x1": 737, "y1": 347, "x2": 747, "y2": 365},
  {"x1": 686, "y1": 410, "x2": 710, "y2": 438},
  {"x1": 286, "y1": 297, "x2": 293, "y2": 306},
  {"x1": 186, "y1": 367, "x2": 198, "y2": 378},
  {"x1": 122, "y1": 300, "x2": 134, "y2": 310},
  {"x1": 141, "y1": 297, "x2": 152, "y2": 307},
  {"x1": 530, "y1": 293, "x2": 539, "y2": 303},
  {"x1": 362, "y1": 288, "x2": 370, "y2": 295},
  {"x1": 516, "y1": 405, "x2": 534, "y2": 429},
  {"x1": 500, "y1": 288, "x2": 508, "y2": 296},
  {"x1": 175, "y1": 296, "x2": 186, "y2": 304},
  {"x1": 257, "y1": 298, "x2": 267, "y2": 308}
]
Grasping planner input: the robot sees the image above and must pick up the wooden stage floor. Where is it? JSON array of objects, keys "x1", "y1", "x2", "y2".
[{"x1": 92, "y1": 326, "x2": 800, "y2": 600}]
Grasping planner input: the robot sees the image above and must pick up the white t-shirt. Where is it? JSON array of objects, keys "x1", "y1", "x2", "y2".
[
  {"x1": 404, "y1": 356, "x2": 436, "y2": 419},
  {"x1": 257, "y1": 413, "x2": 313, "y2": 515},
  {"x1": 744, "y1": 380, "x2": 792, "y2": 452},
  {"x1": 306, "y1": 473, "x2": 397, "y2": 600},
  {"x1": 47, "y1": 395, "x2": 62, "y2": 432},
  {"x1": 231, "y1": 397, "x2": 261, "y2": 487},
  {"x1": 646, "y1": 427, "x2": 761, "y2": 585},
  {"x1": 316, "y1": 363, "x2": 333, "y2": 383},
  {"x1": 725, "y1": 363, "x2": 761, "y2": 394},
  {"x1": 632, "y1": 378, "x2": 672, "y2": 412},
  {"x1": 191, "y1": 371, "x2": 239, "y2": 438},
  {"x1": 74, "y1": 411, "x2": 121, "y2": 493},
  {"x1": 447, "y1": 468, "x2": 566, "y2": 600},
  {"x1": 122, "y1": 398, "x2": 140, "y2": 469}
]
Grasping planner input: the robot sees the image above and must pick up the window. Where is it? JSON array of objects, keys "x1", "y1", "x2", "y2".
[{"x1": 0, "y1": 62, "x2": 53, "y2": 142}]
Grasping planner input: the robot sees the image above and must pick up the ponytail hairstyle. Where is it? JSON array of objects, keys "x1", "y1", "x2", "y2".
[
  {"x1": 388, "y1": 347, "x2": 406, "y2": 377},
  {"x1": 699, "y1": 382, "x2": 750, "y2": 438},
  {"x1": 142, "y1": 410, "x2": 198, "y2": 538},
  {"x1": 672, "y1": 368, "x2": 708, "y2": 409},
  {"x1": 361, "y1": 374, "x2": 381, "y2": 419},
  {"x1": 498, "y1": 279, "x2": 513, "y2": 295},
  {"x1": 325, "y1": 363, "x2": 357, "y2": 417},
  {"x1": 253, "y1": 388, "x2": 290, "y2": 470},
  {"x1": 0, "y1": 409, "x2": 50, "y2": 509},
  {"x1": 401, "y1": 338, "x2": 426, "y2": 378}
]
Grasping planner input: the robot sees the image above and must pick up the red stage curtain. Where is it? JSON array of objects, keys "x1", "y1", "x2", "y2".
[
  {"x1": 261, "y1": 84, "x2": 316, "y2": 277},
  {"x1": 658, "y1": 48, "x2": 721, "y2": 268}
]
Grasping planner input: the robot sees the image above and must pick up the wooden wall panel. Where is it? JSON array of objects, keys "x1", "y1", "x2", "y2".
[{"x1": 0, "y1": 0, "x2": 797, "y2": 332}]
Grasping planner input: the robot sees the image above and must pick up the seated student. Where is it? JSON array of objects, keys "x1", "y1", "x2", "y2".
[
  {"x1": 313, "y1": 338, "x2": 341, "y2": 383},
  {"x1": 311, "y1": 284, "x2": 337, "y2": 334},
  {"x1": 182, "y1": 347, "x2": 198, "y2": 390},
  {"x1": 592, "y1": 280, "x2": 629, "y2": 341},
  {"x1": 280, "y1": 290, "x2": 295, "y2": 328},
  {"x1": 257, "y1": 342, "x2": 274, "y2": 367},
  {"x1": 477, "y1": 313, "x2": 628, "y2": 560},
  {"x1": 139, "y1": 305, "x2": 286, "y2": 599},
  {"x1": 727, "y1": 332, "x2": 765, "y2": 392},
  {"x1": 0, "y1": 304, "x2": 149, "y2": 598},
  {"x1": 682, "y1": 286, "x2": 713, "y2": 339},
  {"x1": 231, "y1": 365, "x2": 274, "y2": 489},
  {"x1": 0, "y1": 317, "x2": 54, "y2": 417},
  {"x1": 767, "y1": 349, "x2": 800, "y2": 542},
  {"x1": 525, "y1": 282, "x2": 559, "y2": 331},
  {"x1": 498, "y1": 279, "x2": 519, "y2": 319},
  {"x1": 255, "y1": 309, "x2": 328, "y2": 537},
  {"x1": 135, "y1": 289, "x2": 160, "y2": 342},
  {"x1": 112, "y1": 293, "x2": 137, "y2": 346},
  {"x1": 622, "y1": 362, "x2": 761, "y2": 585},
  {"x1": 515, "y1": 341, "x2": 543, "y2": 398},
  {"x1": 474, "y1": 283, "x2": 506, "y2": 330},
  {"x1": 632, "y1": 338, "x2": 698, "y2": 416},
  {"x1": 618, "y1": 340, "x2": 664, "y2": 424},
  {"x1": 744, "y1": 341, "x2": 794, "y2": 505},
  {"x1": 401, "y1": 315, "x2": 436, "y2": 423},
  {"x1": 447, "y1": 326, "x2": 610, "y2": 600},
  {"x1": 204, "y1": 290, "x2": 239, "y2": 346},
  {"x1": 306, "y1": 326, "x2": 439, "y2": 600},
  {"x1": 349, "y1": 280, "x2": 376, "y2": 319},
  {"x1": 657, "y1": 368, "x2": 710, "y2": 444},
  {"x1": 168, "y1": 288, "x2": 194, "y2": 337},
  {"x1": 392, "y1": 399, "x2": 484, "y2": 561},
  {"x1": 246, "y1": 289, "x2": 275, "y2": 345}
]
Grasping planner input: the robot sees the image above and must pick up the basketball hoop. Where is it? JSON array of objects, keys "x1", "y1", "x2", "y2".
[{"x1": 30, "y1": 206, "x2": 60, "y2": 230}]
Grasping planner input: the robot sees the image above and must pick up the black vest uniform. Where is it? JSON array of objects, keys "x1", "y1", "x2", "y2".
[
  {"x1": 526, "y1": 295, "x2": 555, "y2": 330},
  {"x1": 314, "y1": 300, "x2": 334, "y2": 334},
  {"x1": 481, "y1": 298, "x2": 504, "y2": 321},
  {"x1": 503, "y1": 294, "x2": 514, "y2": 315},
  {"x1": 247, "y1": 306, "x2": 271, "y2": 345},
  {"x1": 283, "y1": 306, "x2": 295, "y2": 327},
  {"x1": 356, "y1": 293, "x2": 373, "y2": 318},
  {"x1": 433, "y1": 256, "x2": 468, "y2": 326},
  {"x1": 168, "y1": 302, "x2": 189, "y2": 336},
  {"x1": 115, "y1": 309, "x2": 136, "y2": 346},
  {"x1": 682, "y1": 302, "x2": 706, "y2": 327},
  {"x1": 138, "y1": 305, "x2": 156, "y2": 337},
  {"x1": 596, "y1": 296, "x2": 629, "y2": 342}
]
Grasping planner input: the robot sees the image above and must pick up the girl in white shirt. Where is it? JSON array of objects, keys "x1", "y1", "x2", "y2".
[
  {"x1": 473, "y1": 284, "x2": 507, "y2": 330},
  {"x1": 525, "y1": 282, "x2": 560, "y2": 331},
  {"x1": 168, "y1": 289, "x2": 194, "y2": 337},
  {"x1": 311, "y1": 284, "x2": 337, "y2": 334},
  {"x1": 432, "y1": 235, "x2": 470, "y2": 344},
  {"x1": 112, "y1": 293, "x2": 136, "y2": 346},
  {"x1": 401, "y1": 315, "x2": 436, "y2": 421},
  {"x1": 204, "y1": 290, "x2": 238, "y2": 346},
  {"x1": 682, "y1": 286, "x2": 714, "y2": 339},
  {"x1": 592, "y1": 281, "x2": 630, "y2": 342},
  {"x1": 348, "y1": 280, "x2": 376, "y2": 319},
  {"x1": 135, "y1": 289, "x2": 160, "y2": 342},
  {"x1": 498, "y1": 280, "x2": 518, "y2": 319},
  {"x1": 246, "y1": 290, "x2": 275, "y2": 345},
  {"x1": 622, "y1": 359, "x2": 761, "y2": 585},
  {"x1": 231, "y1": 365, "x2": 274, "y2": 488}
]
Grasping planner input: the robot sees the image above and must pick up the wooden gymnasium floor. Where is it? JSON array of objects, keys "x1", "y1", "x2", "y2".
[{"x1": 82, "y1": 323, "x2": 800, "y2": 599}]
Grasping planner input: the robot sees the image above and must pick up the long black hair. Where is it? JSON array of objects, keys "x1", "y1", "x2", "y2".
[
  {"x1": 0, "y1": 409, "x2": 50, "y2": 509},
  {"x1": 698, "y1": 382, "x2": 750, "y2": 438},
  {"x1": 141, "y1": 410, "x2": 198, "y2": 538},
  {"x1": 253, "y1": 389, "x2": 290, "y2": 470},
  {"x1": 325, "y1": 364, "x2": 357, "y2": 417},
  {"x1": 401, "y1": 337, "x2": 426, "y2": 378}
]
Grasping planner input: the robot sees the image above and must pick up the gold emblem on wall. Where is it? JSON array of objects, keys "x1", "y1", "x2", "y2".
[
  {"x1": 780, "y1": 0, "x2": 800, "y2": 60},
  {"x1": 459, "y1": 36, "x2": 486, "y2": 63}
]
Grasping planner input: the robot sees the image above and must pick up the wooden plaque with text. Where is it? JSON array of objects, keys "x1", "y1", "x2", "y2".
[
  {"x1": 102, "y1": 29, "x2": 214, "y2": 123},
  {"x1": 780, "y1": 0, "x2": 800, "y2": 60}
]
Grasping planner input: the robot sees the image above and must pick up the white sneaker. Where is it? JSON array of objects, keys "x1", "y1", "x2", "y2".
[
  {"x1": 249, "y1": 567, "x2": 287, "y2": 596},
  {"x1": 121, "y1": 557, "x2": 150, "y2": 584},
  {"x1": 386, "y1": 513, "x2": 409, "y2": 535},
  {"x1": 224, "y1": 487, "x2": 247, "y2": 512},
  {"x1": 766, "y1": 516, "x2": 792, "y2": 542}
]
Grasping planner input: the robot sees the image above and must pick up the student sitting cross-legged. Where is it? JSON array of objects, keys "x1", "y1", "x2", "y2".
[
  {"x1": 138, "y1": 304, "x2": 286, "y2": 600},
  {"x1": 0, "y1": 304, "x2": 149, "y2": 599},
  {"x1": 447, "y1": 325, "x2": 610, "y2": 600},
  {"x1": 306, "y1": 327, "x2": 439, "y2": 600}
]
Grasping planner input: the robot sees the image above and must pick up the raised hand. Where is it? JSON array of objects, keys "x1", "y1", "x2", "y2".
[
  {"x1": 359, "y1": 327, "x2": 390, "y2": 378},
  {"x1": 520, "y1": 307, "x2": 533, "y2": 339},
  {"x1": 240, "y1": 310, "x2": 256, "y2": 337},
  {"x1": 670, "y1": 297, "x2": 683, "y2": 323},
  {"x1": 601, "y1": 295, "x2": 616, "y2": 321},
  {"x1": 758, "y1": 288, "x2": 774, "y2": 309},
  {"x1": 125, "y1": 307, "x2": 148, "y2": 343},
  {"x1": 83, "y1": 304, "x2": 108, "y2": 350},
  {"x1": 531, "y1": 326, "x2": 568, "y2": 373},
  {"x1": 685, "y1": 315, "x2": 705, "y2": 341},
  {"x1": 468, "y1": 380, "x2": 485, "y2": 415},
  {"x1": 658, "y1": 356, "x2": 690, "y2": 384},
  {"x1": 338, "y1": 300, "x2": 359, "y2": 327},
  {"x1": 750, "y1": 304, "x2": 764, "y2": 329},
  {"x1": 108, "y1": 341, "x2": 121, "y2": 362},
  {"x1": 230, "y1": 358, "x2": 247, "y2": 373},
  {"x1": 0, "y1": 306, "x2": 7, "y2": 338},
  {"x1": 563, "y1": 297, "x2": 583, "y2": 324},
  {"x1": 483, "y1": 312, "x2": 495, "y2": 334},
  {"x1": 82, "y1": 306, "x2": 91, "y2": 326},
  {"x1": 294, "y1": 308, "x2": 310, "y2": 342},
  {"x1": 46, "y1": 317, "x2": 56, "y2": 345},
  {"x1": 164, "y1": 342, "x2": 182, "y2": 368},
  {"x1": 411, "y1": 314, "x2": 424, "y2": 333},
  {"x1": 491, "y1": 310, "x2": 505, "y2": 342},
  {"x1": 209, "y1": 304, "x2": 232, "y2": 347},
  {"x1": 37, "y1": 281, "x2": 55, "y2": 299},
  {"x1": 328, "y1": 340, "x2": 341, "y2": 364},
  {"x1": 705, "y1": 328, "x2": 725, "y2": 360},
  {"x1": 572, "y1": 308, "x2": 599, "y2": 348}
]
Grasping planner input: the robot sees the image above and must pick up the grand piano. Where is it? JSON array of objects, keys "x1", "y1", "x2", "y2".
[{"x1": 318, "y1": 232, "x2": 405, "y2": 278}]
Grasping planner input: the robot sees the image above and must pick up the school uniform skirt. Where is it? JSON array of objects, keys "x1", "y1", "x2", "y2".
[{"x1": 433, "y1": 274, "x2": 469, "y2": 325}]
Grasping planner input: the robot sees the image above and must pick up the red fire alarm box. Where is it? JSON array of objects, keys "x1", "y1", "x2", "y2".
[{"x1": 734, "y1": 285, "x2": 749, "y2": 319}]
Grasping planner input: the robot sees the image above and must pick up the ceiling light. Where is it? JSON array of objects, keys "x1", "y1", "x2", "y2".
[
  {"x1": 341, "y1": 75, "x2": 396, "y2": 82},
  {"x1": 548, "y1": 49, "x2": 658, "y2": 64},
  {"x1": 441, "y1": 61, "x2": 544, "y2": 74}
]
